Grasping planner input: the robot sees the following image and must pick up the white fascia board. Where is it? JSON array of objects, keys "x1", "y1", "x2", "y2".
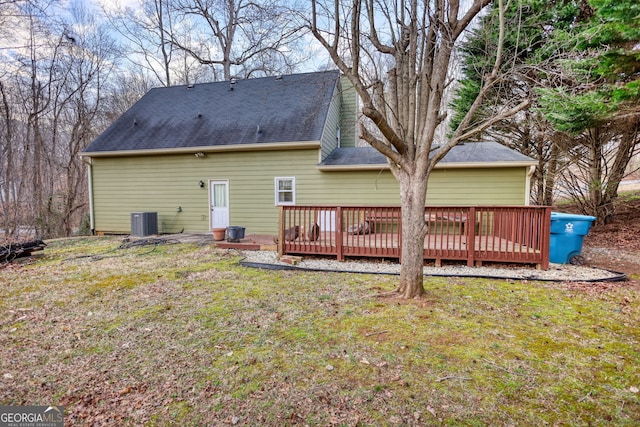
[
  {"x1": 433, "y1": 161, "x2": 538, "y2": 169},
  {"x1": 317, "y1": 161, "x2": 537, "y2": 171},
  {"x1": 80, "y1": 141, "x2": 321, "y2": 158},
  {"x1": 316, "y1": 164, "x2": 390, "y2": 171}
]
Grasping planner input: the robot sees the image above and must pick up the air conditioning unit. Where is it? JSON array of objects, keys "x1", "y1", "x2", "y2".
[{"x1": 131, "y1": 212, "x2": 158, "y2": 237}]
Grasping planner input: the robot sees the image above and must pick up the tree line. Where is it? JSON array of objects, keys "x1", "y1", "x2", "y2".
[
  {"x1": 0, "y1": 0, "x2": 310, "y2": 239},
  {"x1": 0, "y1": 0, "x2": 638, "y2": 244}
]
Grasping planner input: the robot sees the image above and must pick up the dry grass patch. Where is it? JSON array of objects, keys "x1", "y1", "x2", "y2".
[{"x1": 1, "y1": 236, "x2": 639, "y2": 426}]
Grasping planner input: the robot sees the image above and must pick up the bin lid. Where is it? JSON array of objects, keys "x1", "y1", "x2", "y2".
[{"x1": 551, "y1": 212, "x2": 596, "y2": 222}]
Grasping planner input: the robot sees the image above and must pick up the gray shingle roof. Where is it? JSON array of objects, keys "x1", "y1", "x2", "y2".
[
  {"x1": 320, "y1": 141, "x2": 536, "y2": 167},
  {"x1": 83, "y1": 70, "x2": 340, "y2": 153}
]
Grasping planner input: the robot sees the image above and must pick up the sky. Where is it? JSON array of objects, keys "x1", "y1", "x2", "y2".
[
  {"x1": 1, "y1": 0, "x2": 488, "y2": 86},
  {"x1": 86, "y1": 0, "x2": 328, "y2": 78}
]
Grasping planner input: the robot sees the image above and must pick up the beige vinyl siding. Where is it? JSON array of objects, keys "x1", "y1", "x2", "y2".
[
  {"x1": 339, "y1": 76, "x2": 358, "y2": 148},
  {"x1": 91, "y1": 149, "x2": 529, "y2": 235},
  {"x1": 320, "y1": 81, "x2": 341, "y2": 160}
]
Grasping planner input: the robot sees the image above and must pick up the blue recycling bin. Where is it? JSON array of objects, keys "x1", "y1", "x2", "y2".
[{"x1": 549, "y1": 212, "x2": 596, "y2": 264}]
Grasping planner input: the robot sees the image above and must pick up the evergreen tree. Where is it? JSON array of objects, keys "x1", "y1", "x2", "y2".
[
  {"x1": 451, "y1": 0, "x2": 580, "y2": 205},
  {"x1": 537, "y1": 0, "x2": 640, "y2": 131},
  {"x1": 453, "y1": 0, "x2": 640, "y2": 222},
  {"x1": 536, "y1": 0, "x2": 640, "y2": 222}
]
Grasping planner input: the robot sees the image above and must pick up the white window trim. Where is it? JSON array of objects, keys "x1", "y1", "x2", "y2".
[{"x1": 275, "y1": 177, "x2": 296, "y2": 206}]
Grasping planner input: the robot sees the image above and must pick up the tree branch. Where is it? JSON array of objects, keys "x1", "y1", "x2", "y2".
[{"x1": 455, "y1": 100, "x2": 530, "y2": 144}]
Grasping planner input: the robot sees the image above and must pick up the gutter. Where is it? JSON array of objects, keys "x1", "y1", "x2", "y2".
[
  {"x1": 317, "y1": 161, "x2": 538, "y2": 171},
  {"x1": 317, "y1": 164, "x2": 389, "y2": 171},
  {"x1": 81, "y1": 156, "x2": 95, "y2": 234},
  {"x1": 525, "y1": 165, "x2": 536, "y2": 206}
]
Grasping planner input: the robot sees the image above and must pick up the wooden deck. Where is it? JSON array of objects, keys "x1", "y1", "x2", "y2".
[{"x1": 278, "y1": 206, "x2": 552, "y2": 269}]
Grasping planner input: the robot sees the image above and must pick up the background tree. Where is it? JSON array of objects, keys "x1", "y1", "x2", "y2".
[
  {"x1": 0, "y1": 79, "x2": 18, "y2": 237},
  {"x1": 167, "y1": 0, "x2": 309, "y2": 80},
  {"x1": 102, "y1": 0, "x2": 211, "y2": 86},
  {"x1": 550, "y1": 122, "x2": 640, "y2": 221},
  {"x1": 453, "y1": 0, "x2": 640, "y2": 222},
  {"x1": 1, "y1": 0, "x2": 311, "y2": 239},
  {"x1": 52, "y1": 2, "x2": 119, "y2": 236},
  {"x1": 102, "y1": 0, "x2": 176, "y2": 87},
  {"x1": 537, "y1": 0, "x2": 640, "y2": 223},
  {"x1": 309, "y1": 0, "x2": 529, "y2": 298},
  {"x1": 451, "y1": 0, "x2": 582, "y2": 206},
  {"x1": 0, "y1": 0, "x2": 118, "y2": 238},
  {"x1": 101, "y1": 71, "x2": 155, "y2": 123}
]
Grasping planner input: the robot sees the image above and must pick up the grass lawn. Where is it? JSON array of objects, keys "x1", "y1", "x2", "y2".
[{"x1": 1, "y1": 237, "x2": 638, "y2": 426}]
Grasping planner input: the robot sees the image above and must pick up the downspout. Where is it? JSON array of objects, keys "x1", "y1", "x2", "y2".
[
  {"x1": 81, "y1": 156, "x2": 95, "y2": 234},
  {"x1": 525, "y1": 165, "x2": 536, "y2": 206}
]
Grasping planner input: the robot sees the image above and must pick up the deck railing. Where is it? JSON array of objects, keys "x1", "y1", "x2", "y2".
[{"x1": 278, "y1": 205, "x2": 552, "y2": 269}]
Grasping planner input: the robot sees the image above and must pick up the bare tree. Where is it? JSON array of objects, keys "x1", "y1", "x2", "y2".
[
  {"x1": 310, "y1": 0, "x2": 529, "y2": 298},
  {"x1": 168, "y1": 0, "x2": 309, "y2": 80},
  {"x1": 0, "y1": 0, "x2": 118, "y2": 238},
  {"x1": 51, "y1": 3, "x2": 118, "y2": 236},
  {"x1": 0, "y1": 80, "x2": 19, "y2": 237},
  {"x1": 482, "y1": 109, "x2": 564, "y2": 206},
  {"x1": 101, "y1": 71, "x2": 155, "y2": 122},
  {"x1": 102, "y1": 0, "x2": 185, "y2": 86},
  {"x1": 557, "y1": 120, "x2": 640, "y2": 224}
]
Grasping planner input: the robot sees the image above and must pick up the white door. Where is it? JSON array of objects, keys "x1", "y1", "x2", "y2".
[
  {"x1": 210, "y1": 180, "x2": 229, "y2": 229},
  {"x1": 318, "y1": 210, "x2": 336, "y2": 232}
]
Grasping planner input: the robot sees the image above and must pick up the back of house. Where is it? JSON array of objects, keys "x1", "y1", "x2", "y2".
[{"x1": 81, "y1": 70, "x2": 536, "y2": 236}]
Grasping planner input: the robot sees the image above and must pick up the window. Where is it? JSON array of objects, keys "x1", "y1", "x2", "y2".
[{"x1": 275, "y1": 177, "x2": 295, "y2": 206}]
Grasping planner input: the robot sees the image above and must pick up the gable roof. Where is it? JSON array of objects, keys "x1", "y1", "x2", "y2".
[
  {"x1": 318, "y1": 141, "x2": 537, "y2": 170},
  {"x1": 83, "y1": 70, "x2": 341, "y2": 156}
]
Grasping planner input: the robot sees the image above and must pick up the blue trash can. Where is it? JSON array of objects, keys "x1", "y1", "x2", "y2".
[{"x1": 549, "y1": 212, "x2": 596, "y2": 264}]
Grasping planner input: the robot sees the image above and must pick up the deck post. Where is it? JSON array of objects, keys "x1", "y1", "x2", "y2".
[
  {"x1": 277, "y1": 206, "x2": 285, "y2": 257},
  {"x1": 467, "y1": 207, "x2": 476, "y2": 266},
  {"x1": 336, "y1": 207, "x2": 343, "y2": 261},
  {"x1": 540, "y1": 206, "x2": 552, "y2": 270}
]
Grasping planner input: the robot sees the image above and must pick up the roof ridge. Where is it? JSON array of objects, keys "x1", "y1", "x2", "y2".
[{"x1": 152, "y1": 69, "x2": 341, "y2": 91}]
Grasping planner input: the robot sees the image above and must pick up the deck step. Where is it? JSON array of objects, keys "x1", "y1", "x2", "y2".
[{"x1": 279, "y1": 255, "x2": 303, "y2": 265}]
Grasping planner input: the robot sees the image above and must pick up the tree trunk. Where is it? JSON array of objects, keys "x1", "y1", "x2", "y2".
[
  {"x1": 156, "y1": 0, "x2": 172, "y2": 86},
  {"x1": 586, "y1": 129, "x2": 609, "y2": 224},
  {"x1": 0, "y1": 80, "x2": 16, "y2": 237},
  {"x1": 396, "y1": 171, "x2": 429, "y2": 299},
  {"x1": 543, "y1": 141, "x2": 559, "y2": 206},
  {"x1": 598, "y1": 120, "x2": 640, "y2": 224}
]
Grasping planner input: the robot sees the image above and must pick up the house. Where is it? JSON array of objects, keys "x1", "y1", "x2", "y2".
[{"x1": 81, "y1": 70, "x2": 537, "y2": 236}]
